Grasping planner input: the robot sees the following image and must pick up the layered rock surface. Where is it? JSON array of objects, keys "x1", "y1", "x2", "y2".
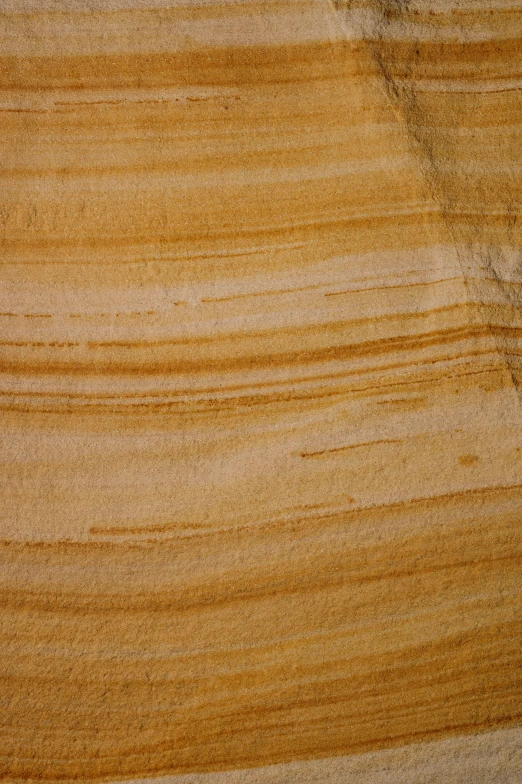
[{"x1": 0, "y1": 0, "x2": 521, "y2": 780}]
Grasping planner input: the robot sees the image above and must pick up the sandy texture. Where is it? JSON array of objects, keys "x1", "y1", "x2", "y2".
[
  {"x1": 0, "y1": 0, "x2": 521, "y2": 780},
  {"x1": 121, "y1": 726, "x2": 522, "y2": 783}
]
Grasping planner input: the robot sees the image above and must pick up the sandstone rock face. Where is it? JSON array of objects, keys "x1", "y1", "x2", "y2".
[{"x1": 1, "y1": 0, "x2": 521, "y2": 781}]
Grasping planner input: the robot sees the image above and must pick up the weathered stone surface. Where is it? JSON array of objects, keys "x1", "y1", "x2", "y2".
[{"x1": 0, "y1": 0, "x2": 521, "y2": 780}]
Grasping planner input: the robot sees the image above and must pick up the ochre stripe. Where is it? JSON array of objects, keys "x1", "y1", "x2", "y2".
[{"x1": 1, "y1": 0, "x2": 522, "y2": 780}]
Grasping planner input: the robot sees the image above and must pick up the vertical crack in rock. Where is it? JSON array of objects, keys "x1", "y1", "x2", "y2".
[{"x1": 331, "y1": 0, "x2": 522, "y2": 400}]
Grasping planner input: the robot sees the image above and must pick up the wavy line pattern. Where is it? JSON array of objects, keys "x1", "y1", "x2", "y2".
[{"x1": 0, "y1": 0, "x2": 521, "y2": 781}]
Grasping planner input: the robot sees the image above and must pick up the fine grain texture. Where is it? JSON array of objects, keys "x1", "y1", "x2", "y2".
[{"x1": 1, "y1": 0, "x2": 521, "y2": 781}]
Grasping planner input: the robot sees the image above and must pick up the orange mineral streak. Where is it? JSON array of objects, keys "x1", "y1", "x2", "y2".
[{"x1": 1, "y1": 0, "x2": 522, "y2": 781}]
